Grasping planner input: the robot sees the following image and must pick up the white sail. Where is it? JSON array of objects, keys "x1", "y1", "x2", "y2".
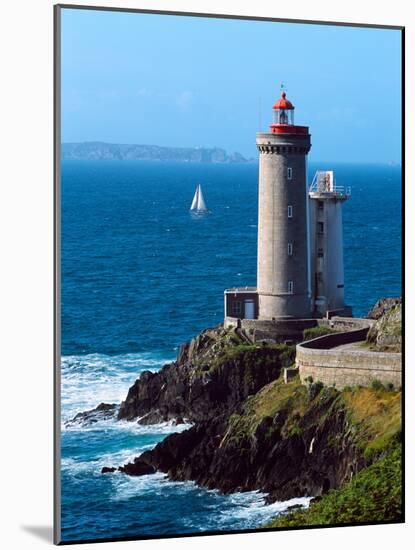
[
  {"x1": 190, "y1": 184, "x2": 208, "y2": 213},
  {"x1": 190, "y1": 186, "x2": 199, "y2": 210},
  {"x1": 196, "y1": 185, "x2": 207, "y2": 211}
]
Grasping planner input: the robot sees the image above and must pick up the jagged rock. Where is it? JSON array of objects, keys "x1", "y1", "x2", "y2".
[
  {"x1": 367, "y1": 297, "x2": 401, "y2": 320},
  {"x1": 101, "y1": 466, "x2": 116, "y2": 474},
  {"x1": 117, "y1": 328, "x2": 295, "y2": 424},
  {"x1": 66, "y1": 403, "x2": 118, "y2": 427},
  {"x1": 119, "y1": 382, "x2": 370, "y2": 503},
  {"x1": 119, "y1": 459, "x2": 156, "y2": 476},
  {"x1": 367, "y1": 301, "x2": 402, "y2": 351}
]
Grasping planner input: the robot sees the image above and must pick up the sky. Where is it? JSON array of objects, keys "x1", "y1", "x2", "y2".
[{"x1": 61, "y1": 8, "x2": 402, "y2": 163}]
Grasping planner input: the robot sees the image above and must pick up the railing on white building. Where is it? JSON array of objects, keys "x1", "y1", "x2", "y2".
[{"x1": 309, "y1": 171, "x2": 351, "y2": 198}]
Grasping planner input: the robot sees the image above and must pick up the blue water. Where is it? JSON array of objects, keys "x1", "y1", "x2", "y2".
[{"x1": 60, "y1": 160, "x2": 402, "y2": 542}]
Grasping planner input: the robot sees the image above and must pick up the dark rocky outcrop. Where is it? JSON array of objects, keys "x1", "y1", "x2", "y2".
[
  {"x1": 118, "y1": 459, "x2": 156, "y2": 476},
  {"x1": 66, "y1": 403, "x2": 119, "y2": 427},
  {"x1": 115, "y1": 311, "x2": 401, "y2": 503},
  {"x1": 94, "y1": 304, "x2": 401, "y2": 510},
  {"x1": 120, "y1": 381, "x2": 370, "y2": 502},
  {"x1": 117, "y1": 327, "x2": 295, "y2": 425},
  {"x1": 101, "y1": 466, "x2": 116, "y2": 474}
]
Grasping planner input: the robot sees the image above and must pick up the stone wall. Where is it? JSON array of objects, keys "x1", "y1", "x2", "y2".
[
  {"x1": 296, "y1": 331, "x2": 402, "y2": 389},
  {"x1": 224, "y1": 316, "x2": 239, "y2": 329}
]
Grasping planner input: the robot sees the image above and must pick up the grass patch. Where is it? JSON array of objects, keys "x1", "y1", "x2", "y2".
[
  {"x1": 207, "y1": 343, "x2": 295, "y2": 374},
  {"x1": 341, "y1": 387, "x2": 401, "y2": 460},
  {"x1": 303, "y1": 326, "x2": 335, "y2": 341},
  {"x1": 223, "y1": 377, "x2": 309, "y2": 443},
  {"x1": 266, "y1": 445, "x2": 402, "y2": 527},
  {"x1": 224, "y1": 380, "x2": 401, "y2": 460}
]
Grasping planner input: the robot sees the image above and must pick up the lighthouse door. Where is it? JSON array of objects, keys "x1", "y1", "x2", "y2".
[{"x1": 244, "y1": 299, "x2": 255, "y2": 320}]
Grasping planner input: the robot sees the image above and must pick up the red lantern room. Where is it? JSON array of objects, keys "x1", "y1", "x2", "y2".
[
  {"x1": 269, "y1": 90, "x2": 309, "y2": 136},
  {"x1": 273, "y1": 92, "x2": 295, "y2": 125}
]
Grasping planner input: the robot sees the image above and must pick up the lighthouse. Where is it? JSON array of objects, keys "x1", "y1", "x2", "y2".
[
  {"x1": 223, "y1": 87, "x2": 352, "y2": 329},
  {"x1": 256, "y1": 91, "x2": 312, "y2": 319}
]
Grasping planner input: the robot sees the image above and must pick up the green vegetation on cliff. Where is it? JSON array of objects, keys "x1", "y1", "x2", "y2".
[
  {"x1": 267, "y1": 446, "x2": 402, "y2": 527},
  {"x1": 342, "y1": 386, "x2": 401, "y2": 461},
  {"x1": 260, "y1": 383, "x2": 402, "y2": 528},
  {"x1": 225, "y1": 377, "x2": 310, "y2": 443},
  {"x1": 195, "y1": 332, "x2": 296, "y2": 375},
  {"x1": 224, "y1": 377, "x2": 401, "y2": 451}
]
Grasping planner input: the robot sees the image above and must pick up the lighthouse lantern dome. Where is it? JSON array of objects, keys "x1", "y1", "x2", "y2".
[{"x1": 272, "y1": 91, "x2": 295, "y2": 125}]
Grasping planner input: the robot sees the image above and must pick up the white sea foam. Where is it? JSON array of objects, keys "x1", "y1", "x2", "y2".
[
  {"x1": 111, "y1": 472, "x2": 172, "y2": 501},
  {"x1": 62, "y1": 445, "x2": 150, "y2": 474},
  {"x1": 64, "y1": 416, "x2": 191, "y2": 434},
  {"x1": 61, "y1": 424, "x2": 189, "y2": 477},
  {"x1": 61, "y1": 351, "x2": 174, "y2": 422},
  {"x1": 108, "y1": 465, "x2": 311, "y2": 527},
  {"x1": 217, "y1": 492, "x2": 311, "y2": 524}
]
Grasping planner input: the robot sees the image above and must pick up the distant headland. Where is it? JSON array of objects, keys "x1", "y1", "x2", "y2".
[{"x1": 61, "y1": 141, "x2": 253, "y2": 163}]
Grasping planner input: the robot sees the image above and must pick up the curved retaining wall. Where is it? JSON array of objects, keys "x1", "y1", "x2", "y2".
[
  {"x1": 299, "y1": 326, "x2": 369, "y2": 350},
  {"x1": 296, "y1": 327, "x2": 402, "y2": 389}
]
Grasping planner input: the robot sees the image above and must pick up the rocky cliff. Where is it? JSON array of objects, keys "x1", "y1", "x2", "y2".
[
  {"x1": 69, "y1": 299, "x2": 402, "y2": 526},
  {"x1": 117, "y1": 327, "x2": 295, "y2": 425},
  {"x1": 117, "y1": 374, "x2": 400, "y2": 504},
  {"x1": 367, "y1": 299, "x2": 402, "y2": 352},
  {"x1": 92, "y1": 310, "x2": 401, "y2": 518}
]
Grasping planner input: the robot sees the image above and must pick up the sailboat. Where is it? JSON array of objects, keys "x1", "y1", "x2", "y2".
[{"x1": 190, "y1": 184, "x2": 209, "y2": 215}]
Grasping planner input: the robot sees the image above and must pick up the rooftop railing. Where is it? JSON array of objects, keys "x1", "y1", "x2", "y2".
[{"x1": 309, "y1": 171, "x2": 351, "y2": 198}]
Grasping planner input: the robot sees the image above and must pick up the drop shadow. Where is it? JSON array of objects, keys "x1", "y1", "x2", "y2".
[{"x1": 21, "y1": 525, "x2": 53, "y2": 543}]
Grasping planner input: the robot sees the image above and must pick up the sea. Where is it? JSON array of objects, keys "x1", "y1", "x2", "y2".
[{"x1": 60, "y1": 159, "x2": 402, "y2": 542}]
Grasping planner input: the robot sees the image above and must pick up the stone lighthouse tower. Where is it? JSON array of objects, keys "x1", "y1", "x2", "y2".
[{"x1": 256, "y1": 91, "x2": 312, "y2": 319}]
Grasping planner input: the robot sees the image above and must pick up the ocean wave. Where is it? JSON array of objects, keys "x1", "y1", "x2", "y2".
[
  {"x1": 110, "y1": 472, "x2": 172, "y2": 501},
  {"x1": 110, "y1": 470, "x2": 311, "y2": 531},
  {"x1": 63, "y1": 415, "x2": 192, "y2": 435},
  {"x1": 217, "y1": 492, "x2": 311, "y2": 524},
  {"x1": 61, "y1": 449, "x2": 142, "y2": 476},
  {"x1": 60, "y1": 351, "x2": 174, "y2": 421}
]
